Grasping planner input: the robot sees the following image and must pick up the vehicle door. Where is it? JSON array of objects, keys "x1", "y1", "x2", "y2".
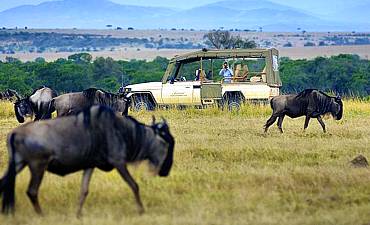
[
  {"x1": 161, "y1": 80, "x2": 194, "y2": 104},
  {"x1": 161, "y1": 61, "x2": 202, "y2": 105}
]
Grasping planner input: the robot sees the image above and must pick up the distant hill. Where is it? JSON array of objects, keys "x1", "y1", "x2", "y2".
[
  {"x1": 157, "y1": 0, "x2": 334, "y2": 31},
  {"x1": 0, "y1": 0, "x2": 176, "y2": 29},
  {"x1": 0, "y1": 0, "x2": 369, "y2": 31}
]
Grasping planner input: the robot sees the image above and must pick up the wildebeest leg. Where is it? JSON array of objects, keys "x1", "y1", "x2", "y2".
[
  {"x1": 317, "y1": 116, "x2": 326, "y2": 133},
  {"x1": 264, "y1": 114, "x2": 278, "y2": 132},
  {"x1": 304, "y1": 116, "x2": 311, "y2": 131},
  {"x1": 33, "y1": 112, "x2": 41, "y2": 121},
  {"x1": 27, "y1": 162, "x2": 47, "y2": 215},
  {"x1": 115, "y1": 164, "x2": 144, "y2": 214},
  {"x1": 77, "y1": 168, "x2": 94, "y2": 218},
  {"x1": 277, "y1": 115, "x2": 285, "y2": 133}
]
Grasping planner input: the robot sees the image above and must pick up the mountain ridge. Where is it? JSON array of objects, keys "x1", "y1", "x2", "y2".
[{"x1": 0, "y1": 0, "x2": 369, "y2": 31}]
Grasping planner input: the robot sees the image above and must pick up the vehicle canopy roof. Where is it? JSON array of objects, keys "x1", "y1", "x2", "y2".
[{"x1": 170, "y1": 48, "x2": 278, "y2": 64}]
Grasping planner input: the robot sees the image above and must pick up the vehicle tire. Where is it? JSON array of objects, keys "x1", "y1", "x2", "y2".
[
  {"x1": 132, "y1": 96, "x2": 154, "y2": 111},
  {"x1": 227, "y1": 97, "x2": 241, "y2": 111}
]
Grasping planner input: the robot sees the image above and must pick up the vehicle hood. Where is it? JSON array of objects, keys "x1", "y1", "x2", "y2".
[{"x1": 126, "y1": 82, "x2": 163, "y2": 91}]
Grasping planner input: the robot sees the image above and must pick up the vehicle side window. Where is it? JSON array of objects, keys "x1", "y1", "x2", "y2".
[
  {"x1": 168, "y1": 63, "x2": 182, "y2": 82},
  {"x1": 176, "y1": 62, "x2": 199, "y2": 81}
]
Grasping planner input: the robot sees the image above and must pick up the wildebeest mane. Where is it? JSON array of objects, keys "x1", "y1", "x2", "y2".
[
  {"x1": 82, "y1": 88, "x2": 99, "y2": 102},
  {"x1": 79, "y1": 106, "x2": 146, "y2": 162},
  {"x1": 123, "y1": 116, "x2": 146, "y2": 161},
  {"x1": 295, "y1": 89, "x2": 332, "y2": 99},
  {"x1": 83, "y1": 88, "x2": 121, "y2": 110}
]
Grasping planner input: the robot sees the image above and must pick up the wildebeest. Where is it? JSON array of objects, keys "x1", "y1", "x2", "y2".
[
  {"x1": 14, "y1": 87, "x2": 57, "y2": 123},
  {"x1": 0, "y1": 89, "x2": 21, "y2": 102},
  {"x1": 0, "y1": 105, "x2": 174, "y2": 216},
  {"x1": 264, "y1": 89, "x2": 343, "y2": 133},
  {"x1": 48, "y1": 88, "x2": 130, "y2": 117}
]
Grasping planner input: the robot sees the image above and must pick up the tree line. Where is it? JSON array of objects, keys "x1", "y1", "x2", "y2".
[{"x1": 0, "y1": 53, "x2": 369, "y2": 97}]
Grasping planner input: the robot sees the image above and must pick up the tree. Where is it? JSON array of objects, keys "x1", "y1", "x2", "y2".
[
  {"x1": 205, "y1": 30, "x2": 257, "y2": 49},
  {"x1": 233, "y1": 35, "x2": 257, "y2": 49},
  {"x1": 68, "y1": 53, "x2": 92, "y2": 64},
  {"x1": 205, "y1": 30, "x2": 232, "y2": 49}
]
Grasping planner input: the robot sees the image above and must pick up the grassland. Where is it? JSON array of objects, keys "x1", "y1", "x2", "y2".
[{"x1": 0, "y1": 100, "x2": 370, "y2": 225}]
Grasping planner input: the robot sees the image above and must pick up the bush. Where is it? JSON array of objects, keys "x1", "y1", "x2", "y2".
[{"x1": 304, "y1": 42, "x2": 315, "y2": 47}]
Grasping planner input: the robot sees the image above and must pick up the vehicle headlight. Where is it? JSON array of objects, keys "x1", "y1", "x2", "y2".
[{"x1": 124, "y1": 88, "x2": 131, "y2": 93}]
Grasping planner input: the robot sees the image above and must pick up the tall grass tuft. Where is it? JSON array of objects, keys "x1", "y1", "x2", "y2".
[
  {"x1": 0, "y1": 101, "x2": 15, "y2": 119},
  {"x1": 0, "y1": 99, "x2": 368, "y2": 121}
]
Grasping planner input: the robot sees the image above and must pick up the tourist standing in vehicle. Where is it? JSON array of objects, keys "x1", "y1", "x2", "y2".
[{"x1": 219, "y1": 62, "x2": 233, "y2": 83}]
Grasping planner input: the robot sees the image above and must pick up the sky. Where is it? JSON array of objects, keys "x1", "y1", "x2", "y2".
[{"x1": 0, "y1": 0, "x2": 367, "y2": 14}]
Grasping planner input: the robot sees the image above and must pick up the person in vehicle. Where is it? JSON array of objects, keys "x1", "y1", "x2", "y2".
[{"x1": 219, "y1": 62, "x2": 233, "y2": 83}]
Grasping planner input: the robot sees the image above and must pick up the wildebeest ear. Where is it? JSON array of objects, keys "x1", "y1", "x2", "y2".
[
  {"x1": 336, "y1": 95, "x2": 341, "y2": 101},
  {"x1": 14, "y1": 103, "x2": 25, "y2": 123}
]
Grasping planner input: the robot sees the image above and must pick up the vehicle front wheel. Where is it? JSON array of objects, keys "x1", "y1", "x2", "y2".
[
  {"x1": 132, "y1": 96, "x2": 154, "y2": 111},
  {"x1": 227, "y1": 97, "x2": 241, "y2": 111}
]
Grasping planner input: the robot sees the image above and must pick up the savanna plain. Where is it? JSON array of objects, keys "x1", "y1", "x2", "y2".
[{"x1": 0, "y1": 100, "x2": 370, "y2": 225}]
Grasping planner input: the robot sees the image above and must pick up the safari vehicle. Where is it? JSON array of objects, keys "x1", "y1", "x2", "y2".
[{"x1": 123, "y1": 48, "x2": 282, "y2": 110}]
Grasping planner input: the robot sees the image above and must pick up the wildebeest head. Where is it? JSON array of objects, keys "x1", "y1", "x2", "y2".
[
  {"x1": 1, "y1": 89, "x2": 20, "y2": 102},
  {"x1": 151, "y1": 116, "x2": 175, "y2": 177},
  {"x1": 117, "y1": 94, "x2": 130, "y2": 116},
  {"x1": 331, "y1": 96, "x2": 343, "y2": 120},
  {"x1": 14, "y1": 99, "x2": 33, "y2": 123}
]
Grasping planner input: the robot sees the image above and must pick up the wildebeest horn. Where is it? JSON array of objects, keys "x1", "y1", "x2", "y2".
[{"x1": 152, "y1": 115, "x2": 156, "y2": 125}]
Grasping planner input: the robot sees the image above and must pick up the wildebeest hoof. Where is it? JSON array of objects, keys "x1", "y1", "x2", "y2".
[
  {"x1": 138, "y1": 208, "x2": 145, "y2": 215},
  {"x1": 76, "y1": 211, "x2": 83, "y2": 219}
]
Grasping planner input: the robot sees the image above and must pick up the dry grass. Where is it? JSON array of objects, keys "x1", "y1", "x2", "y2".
[
  {"x1": 1, "y1": 29, "x2": 370, "y2": 62},
  {"x1": 1, "y1": 45, "x2": 370, "y2": 62},
  {"x1": 0, "y1": 100, "x2": 370, "y2": 225}
]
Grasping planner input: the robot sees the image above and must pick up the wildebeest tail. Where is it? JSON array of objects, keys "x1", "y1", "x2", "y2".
[
  {"x1": 46, "y1": 99, "x2": 56, "y2": 118},
  {"x1": 1, "y1": 133, "x2": 17, "y2": 214},
  {"x1": 269, "y1": 97, "x2": 274, "y2": 109}
]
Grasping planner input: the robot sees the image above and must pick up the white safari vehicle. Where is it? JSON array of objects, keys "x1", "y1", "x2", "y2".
[{"x1": 123, "y1": 48, "x2": 282, "y2": 110}]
